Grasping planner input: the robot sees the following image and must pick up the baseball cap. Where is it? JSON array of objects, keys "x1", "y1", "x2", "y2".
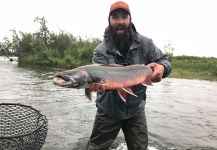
[{"x1": 109, "y1": 1, "x2": 131, "y2": 16}]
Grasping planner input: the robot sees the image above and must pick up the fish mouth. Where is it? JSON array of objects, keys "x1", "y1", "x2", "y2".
[
  {"x1": 53, "y1": 72, "x2": 79, "y2": 88},
  {"x1": 53, "y1": 77, "x2": 79, "y2": 88}
]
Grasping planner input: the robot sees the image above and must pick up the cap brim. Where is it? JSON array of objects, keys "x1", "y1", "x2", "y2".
[{"x1": 110, "y1": 8, "x2": 130, "y2": 16}]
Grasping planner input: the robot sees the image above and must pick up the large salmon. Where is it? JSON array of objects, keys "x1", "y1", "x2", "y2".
[{"x1": 53, "y1": 64, "x2": 153, "y2": 101}]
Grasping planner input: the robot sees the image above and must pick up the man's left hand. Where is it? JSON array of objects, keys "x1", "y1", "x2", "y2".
[{"x1": 147, "y1": 62, "x2": 164, "y2": 82}]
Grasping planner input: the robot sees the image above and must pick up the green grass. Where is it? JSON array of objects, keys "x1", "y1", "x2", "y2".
[{"x1": 170, "y1": 56, "x2": 217, "y2": 81}]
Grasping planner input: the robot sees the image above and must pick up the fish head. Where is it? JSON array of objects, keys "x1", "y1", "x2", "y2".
[{"x1": 53, "y1": 69, "x2": 90, "y2": 88}]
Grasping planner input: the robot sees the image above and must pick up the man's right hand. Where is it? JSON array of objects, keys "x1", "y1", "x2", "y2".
[{"x1": 147, "y1": 62, "x2": 164, "y2": 82}]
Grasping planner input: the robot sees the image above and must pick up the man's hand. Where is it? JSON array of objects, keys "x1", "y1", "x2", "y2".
[{"x1": 147, "y1": 62, "x2": 164, "y2": 82}]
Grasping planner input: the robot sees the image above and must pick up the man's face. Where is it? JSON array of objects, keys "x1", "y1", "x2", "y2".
[{"x1": 109, "y1": 10, "x2": 131, "y2": 39}]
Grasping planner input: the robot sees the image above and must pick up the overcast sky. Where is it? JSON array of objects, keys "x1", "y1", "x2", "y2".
[{"x1": 1, "y1": 0, "x2": 217, "y2": 57}]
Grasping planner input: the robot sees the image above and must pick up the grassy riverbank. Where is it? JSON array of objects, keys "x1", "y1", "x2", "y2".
[{"x1": 170, "y1": 56, "x2": 217, "y2": 81}]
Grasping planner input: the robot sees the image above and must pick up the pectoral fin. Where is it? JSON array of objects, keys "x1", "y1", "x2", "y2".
[
  {"x1": 85, "y1": 88, "x2": 92, "y2": 101},
  {"x1": 117, "y1": 89, "x2": 127, "y2": 102},
  {"x1": 121, "y1": 87, "x2": 138, "y2": 97},
  {"x1": 117, "y1": 87, "x2": 138, "y2": 102}
]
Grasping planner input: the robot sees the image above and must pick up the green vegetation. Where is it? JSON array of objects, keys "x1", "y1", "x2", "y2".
[
  {"x1": 170, "y1": 56, "x2": 217, "y2": 81},
  {"x1": 0, "y1": 17, "x2": 217, "y2": 81},
  {"x1": 0, "y1": 17, "x2": 101, "y2": 68}
]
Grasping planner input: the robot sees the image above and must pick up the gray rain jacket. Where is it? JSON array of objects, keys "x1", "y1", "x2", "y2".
[{"x1": 92, "y1": 25, "x2": 171, "y2": 120}]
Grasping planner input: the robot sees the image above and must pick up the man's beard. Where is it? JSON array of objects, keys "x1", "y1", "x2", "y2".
[{"x1": 110, "y1": 23, "x2": 132, "y2": 49}]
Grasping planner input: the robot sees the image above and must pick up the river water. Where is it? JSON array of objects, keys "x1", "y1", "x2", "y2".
[{"x1": 0, "y1": 57, "x2": 217, "y2": 150}]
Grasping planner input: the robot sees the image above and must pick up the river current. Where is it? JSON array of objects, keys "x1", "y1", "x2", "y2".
[{"x1": 0, "y1": 57, "x2": 217, "y2": 150}]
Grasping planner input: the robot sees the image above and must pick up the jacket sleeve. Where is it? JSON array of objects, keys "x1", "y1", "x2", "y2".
[
  {"x1": 146, "y1": 39, "x2": 172, "y2": 78},
  {"x1": 92, "y1": 41, "x2": 109, "y2": 65}
]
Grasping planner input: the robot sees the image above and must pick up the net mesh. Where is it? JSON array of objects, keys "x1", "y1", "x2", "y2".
[{"x1": 0, "y1": 103, "x2": 48, "y2": 150}]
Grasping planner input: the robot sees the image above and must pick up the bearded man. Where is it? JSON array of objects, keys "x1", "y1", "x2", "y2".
[{"x1": 87, "y1": 1, "x2": 171, "y2": 149}]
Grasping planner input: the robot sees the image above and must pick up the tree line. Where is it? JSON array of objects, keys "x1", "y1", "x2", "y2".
[{"x1": 0, "y1": 17, "x2": 101, "y2": 69}]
